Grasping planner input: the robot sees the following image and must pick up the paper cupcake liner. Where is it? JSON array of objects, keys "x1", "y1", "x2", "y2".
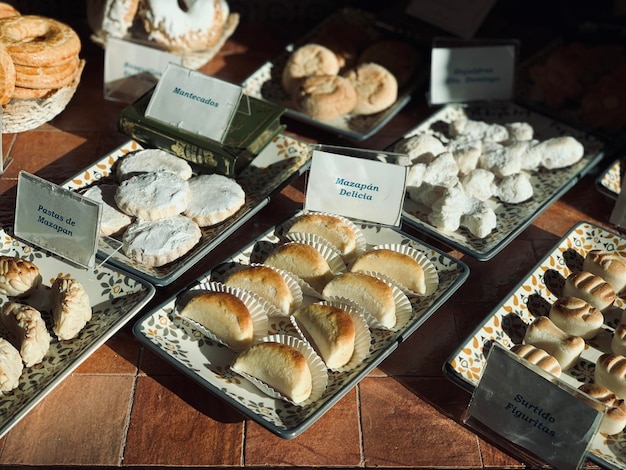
[
  {"x1": 282, "y1": 211, "x2": 367, "y2": 261},
  {"x1": 230, "y1": 334, "x2": 328, "y2": 406},
  {"x1": 324, "y1": 275, "x2": 413, "y2": 332},
  {"x1": 351, "y1": 244, "x2": 439, "y2": 297},
  {"x1": 290, "y1": 300, "x2": 371, "y2": 372},
  {"x1": 174, "y1": 281, "x2": 269, "y2": 351}
]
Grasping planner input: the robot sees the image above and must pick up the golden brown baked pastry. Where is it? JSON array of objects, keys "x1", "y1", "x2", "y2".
[
  {"x1": 179, "y1": 290, "x2": 254, "y2": 352},
  {"x1": 345, "y1": 62, "x2": 397, "y2": 115},
  {"x1": 510, "y1": 343, "x2": 562, "y2": 377},
  {"x1": 548, "y1": 296, "x2": 604, "y2": 340},
  {"x1": 281, "y1": 43, "x2": 340, "y2": 95},
  {"x1": 563, "y1": 270, "x2": 616, "y2": 312},
  {"x1": 583, "y1": 249, "x2": 626, "y2": 295},
  {"x1": 0, "y1": 44, "x2": 15, "y2": 105},
  {"x1": 0, "y1": 256, "x2": 42, "y2": 297},
  {"x1": 49, "y1": 277, "x2": 92, "y2": 341},
  {"x1": 578, "y1": 383, "x2": 626, "y2": 435},
  {"x1": 293, "y1": 303, "x2": 355, "y2": 369},
  {"x1": 322, "y1": 271, "x2": 396, "y2": 329},
  {"x1": 350, "y1": 248, "x2": 426, "y2": 295},
  {"x1": 292, "y1": 74, "x2": 357, "y2": 121},
  {"x1": 232, "y1": 341, "x2": 312, "y2": 404},
  {"x1": 595, "y1": 353, "x2": 626, "y2": 399},
  {"x1": 523, "y1": 316, "x2": 585, "y2": 370},
  {"x1": 287, "y1": 213, "x2": 358, "y2": 259},
  {"x1": 1, "y1": 301, "x2": 51, "y2": 367},
  {"x1": 224, "y1": 265, "x2": 295, "y2": 315},
  {"x1": 264, "y1": 242, "x2": 334, "y2": 293}
]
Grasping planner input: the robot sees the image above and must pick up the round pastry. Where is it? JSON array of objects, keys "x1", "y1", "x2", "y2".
[
  {"x1": 179, "y1": 290, "x2": 253, "y2": 351},
  {"x1": 510, "y1": 343, "x2": 562, "y2": 377},
  {"x1": 358, "y1": 39, "x2": 420, "y2": 88},
  {"x1": 0, "y1": 256, "x2": 41, "y2": 297},
  {"x1": 563, "y1": 270, "x2": 616, "y2": 312},
  {"x1": 49, "y1": 277, "x2": 92, "y2": 341},
  {"x1": 13, "y1": 55, "x2": 80, "y2": 89},
  {"x1": 292, "y1": 74, "x2": 357, "y2": 121},
  {"x1": 345, "y1": 62, "x2": 397, "y2": 115},
  {"x1": 293, "y1": 302, "x2": 355, "y2": 369},
  {"x1": 223, "y1": 265, "x2": 295, "y2": 315},
  {"x1": 548, "y1": 296, "x2": 604, "y2": 339},
  {"x1": 139, "y1": 0, "x2": 230, "y2": 51},
  {"x1": 122, "y1": 215, "x2": 201, "y2": 267},
  {"x1": 287, "y1": 213, "x2": 358, "y2": 259},
  {"x1": 82, "y1": 184, "x2": 133, "y2": 237},
  {"x1": 583, "y1": 249, "x2": 626, "y2": 295},
  {"x1": 115, "y1": 148, "x2": 193, "y2": 181},
  {"x1": 114, "y1": 171, "x2": 191, "y2": 221},
  {"x1": 578, "y1": 383, "x2": 626, "y2": 435},
  {"x1": 350, "y1": 248, "x2": 426, "y2": 295},
  {"x1": 322, "y1": 271, "x2": 396, "y2": 329},
  {"x1": 0, "y1": 15, "x2": 81, "y2": 67},
  {"x1": 183, "y1": 174, "x2": 245, "y2": 227},
  {"x1": 0, "y1": 2, "x2": 19, "y2": 19},
  {"x1": 0, "y1": 44, "x2": 15, "y2": 105},
  {"x1": 281, "y1": 43, "x2": 340, "y2": 95},
  {"x1": 0, "y1": 337, "x2": 23, "y2": 394},
  {"x1": 232, "y1": 341, "x2": 312, "y2": 404},
  {"x1": 87, "y1": 0, "x2": 140, "y2": 38},
  {"x1": 264, "y1": 242, "x2": 334, "y2": 293},
  {"x1": 1, "y1": 302, "x2": 51, "y2": 367}
]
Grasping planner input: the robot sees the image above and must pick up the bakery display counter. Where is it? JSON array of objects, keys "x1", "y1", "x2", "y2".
[{"x1": 0, "y1": 3, "x2": 622, "y2": 469}]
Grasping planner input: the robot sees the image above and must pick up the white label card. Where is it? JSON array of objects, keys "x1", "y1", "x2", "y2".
[
  {"x1": 145, "y1": 63, "x2": 242, "y2": 143},
  {"x1": 468, "y1": 344, "x2": 602, "y2": 469},
  {"x1": 430, "y1": 44, "x2": 516, "y2": 104},
  {"x1": 405, "y1": 0, "x2": 497, "y2": 39},
  {"x1": 14, "y1": 172, "x2": 101, "y2": 268},
  {"x1": 104, "y1": 37, "x2": 183, "y2": 103},
  {"x1": 304, "y1": 150, "x2": 407, "y2": 226}
]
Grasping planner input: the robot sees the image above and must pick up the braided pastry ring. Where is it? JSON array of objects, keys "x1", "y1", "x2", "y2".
[{"x1": 0, "y1": 15, "x2": 80, "y2": 67}]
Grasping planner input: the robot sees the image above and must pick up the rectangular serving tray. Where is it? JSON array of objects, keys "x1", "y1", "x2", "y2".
[
  {"x1": 395, "y1": 102, "x2": 606, "y2": 261},
  {"x1": 0, "y1": 227, "x2": 155, "y2": 439},
  {"x1": 61, "y1": 134, "x2": 312, "y2": 286},
  {"x1": 133, "y1": 213, "x2": 469, "y2": 439},
  {"x1": 444, "y1": 221, "x2": 626, "y2": 470}
]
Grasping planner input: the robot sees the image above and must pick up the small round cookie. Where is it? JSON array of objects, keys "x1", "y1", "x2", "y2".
[
  {"x1": 0, "y1": 44, "x2": 15, "y2": 105},
  {"x1": 115, "y1": 148, "x2": 193, "y2": 181},
  {"x1": 281, "y1": 43, "x2": 340, "y2": 95},
  {"x1": 183, "y1": 174, "x2": 245, "y2": 227},
  {"x1": 292, "y1": 74, "x2": 357, "y2": 121},
  {"x1": 82, "y1": 183, "x2": 132, "y2": 237},
  {"x1": 115, "y1": 171, "x2": 191, "y2": 221},
  {"x1": 345, "y1": 62, "x2": 397, "y2": 115},
  {"x1": 358, "y1": 39, "x2": 420, "y2": 88},
  {"x1": 122, "y1": 215, "x2": 201, "y2": 267}
]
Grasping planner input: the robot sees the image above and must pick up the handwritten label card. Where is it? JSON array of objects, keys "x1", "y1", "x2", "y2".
[
  {"x1": 145, "y1": 63, "x2": 242, "y2": 143},
  {"x1": 430, "y1": 43, "x2": 516, "y2": 104},
  {"x1": 467, "y1": 344, "x2": 602, "y2": 469},
  {"x1": 104, "y1": 37, "x2": 183, "y2": 103},
  {"x1": 304, "y1": 150, "x2": 407, "y2": 226},
  {"x1": 14, "y1": 172, "x2": 101, "y2": 268}
]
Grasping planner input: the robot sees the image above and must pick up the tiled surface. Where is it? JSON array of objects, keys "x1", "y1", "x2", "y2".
[{"x1": 0, "y1": 6, "x2": 615, "y2": 469}]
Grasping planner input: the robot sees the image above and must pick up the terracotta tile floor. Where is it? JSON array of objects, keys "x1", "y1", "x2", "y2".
[{"x1": 0, "y1": 8, "x2": 615, "y2": 469}]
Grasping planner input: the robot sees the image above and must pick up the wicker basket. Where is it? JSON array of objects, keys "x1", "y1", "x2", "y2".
[{"x1": 2, "y1": 60, "x2": 85, "y2": 134}]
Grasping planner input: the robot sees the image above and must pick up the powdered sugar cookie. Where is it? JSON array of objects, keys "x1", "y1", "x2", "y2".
[
  {"x1": 115, "y1": 148, "x2": 193, "y2": 181},
  {"x1": 122, "y1": 215, "x2": 201, "y2": 267},
  {"x1": 183, "y1": 174, "x2": 245, "y2": 227},
  {"x1": 115, "y1": 171, "x2": 191, "y2": 221}
]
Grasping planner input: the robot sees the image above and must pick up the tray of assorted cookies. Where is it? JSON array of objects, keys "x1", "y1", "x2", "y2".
[
  {"x1": 0, "y1": 5, "x2": 84, "y2": 133},
  {"x1": 444, "y1": 221, "x2": 626, "y2": 470},
  {"x1": 62, "y1": 133, "x2": 313, "y2": 286},
  {"x1": 241, "y1": 7, "x2": 426, "y2": 141},
  {"x1": 0, "y1": 224, "x2": 155, "y2": 440},
  {"x1": 133, "y1": 209, "x2": 469, "y2": 438},
  {"x1": 384, "y1": 101, "x2": 606, "y2": 260}
]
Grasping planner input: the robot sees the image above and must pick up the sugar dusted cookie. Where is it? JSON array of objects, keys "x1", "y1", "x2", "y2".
[
  {"x1": 115, "y1": 148, "x2": 193, "y2": 181},
  {"x1": 183, "y1": 174, "x2": 245, "y2": 227}
]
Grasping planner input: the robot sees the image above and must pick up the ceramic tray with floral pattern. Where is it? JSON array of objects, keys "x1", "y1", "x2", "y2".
[
  {"x1": 0, "y1": 228, "x2": 155, "y2": 439},
  {"x1": 241, "y1": 7, "x2": 426, "y2": 141},
  {"x1": 394, "y1": 102, "x2": 605, "y2": 261},
  {"x1": 133, "y1": 213, "x2": 469, "y2": 439},
  {"x1": 62, "y1": 134, "x2": 312, "y2": 286},
  {"x1": 597, "y1": 158, "x2": 621, "y2": 200},
  {"x1": 444, "y1": 222, "x2": 626, "y2": 470}
]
